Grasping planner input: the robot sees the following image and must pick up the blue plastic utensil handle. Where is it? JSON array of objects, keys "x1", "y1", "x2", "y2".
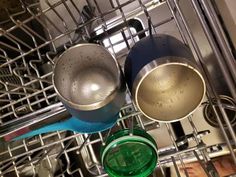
[
  {"x1": 13, "y1": 115, "x2": 118, "y2": 141},
  {"x1": 13, "y1": 119, "x2": 70, "y2": 140}
]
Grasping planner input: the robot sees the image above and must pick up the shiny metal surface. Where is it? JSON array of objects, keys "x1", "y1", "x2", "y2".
[
  {"x1": 167, "y1": 0, "x2": 236, "y2": 163},
  {"x1": 53, "y1": 43, "x2": 126, "y2": 121},
  {"x1": 188, "y1": 0, "x2": 236, "y2": 154},
  {"x1": 125, "y1": 35, "x2": 206, "y2": 122},
  {"x1": 134, "y1": 57, "x2": 205, "y2": 122},
  {"x1": 199, "y1": 0, "x2": 236, "y2": 89},
  {"x1": 0, "y1": 0, "x2": 235, "y2": 176}
]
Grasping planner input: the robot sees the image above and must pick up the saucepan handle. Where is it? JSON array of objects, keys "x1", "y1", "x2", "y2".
[
  {"x1": 13, "y1": 119, "x2": 69, "y2": 141},
  {"x1": 13, "y1": 114, "x2": 119, "y2": 141}
]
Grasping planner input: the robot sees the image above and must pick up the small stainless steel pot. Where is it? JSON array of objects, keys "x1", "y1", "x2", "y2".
[
  {"x1": 124, "y1": 34, "x2": 206, "y2": 122},
  {"x1": 53, "y1": 43, "x2": 126, "y2": 123}
]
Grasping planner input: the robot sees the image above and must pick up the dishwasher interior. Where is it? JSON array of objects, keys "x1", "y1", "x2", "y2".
[{"x1": 0, "y1": 0, "x2": 236, "y2": 176}]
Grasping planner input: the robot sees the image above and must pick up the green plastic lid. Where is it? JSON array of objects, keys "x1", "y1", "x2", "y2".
[{"x1": 101, "y1": 129, "x2": 158, "y2": 177}]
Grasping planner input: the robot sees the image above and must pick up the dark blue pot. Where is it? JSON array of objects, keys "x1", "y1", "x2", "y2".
[
  {"x1": 125, "y1": 34, "x2": 193, "y2": 91},
  {"x1": 124, "y1": 34, "x2": 205, "y2": 122}
]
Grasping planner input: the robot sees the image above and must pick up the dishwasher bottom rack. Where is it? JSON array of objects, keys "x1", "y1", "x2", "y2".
[
  {"x1": 0, "y1": 0, "x2": 236, "y2": 176},
  {"x1": 0, "y1": 103, "x2": 235, "y2": 177}
]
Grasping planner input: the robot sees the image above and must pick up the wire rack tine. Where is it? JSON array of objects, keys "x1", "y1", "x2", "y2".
[
  {"x1": 171, "y1": 156, "x2": 181, "y2": 177},
  {"x1": 168, "y1": 0, "x2": 236, "y2": 164},
  {"x1": 187, "y1": 0, "x2": 236, "y2": 145},
  {"x1": 0, "y1": 0, "x2": 235, "y2": 176},
  {"x1": 188, "y1": 0, "x2": 236, "y2": 99},
  {"x1": 199, "y1": 0, "x2": 236, "y2": 85}
]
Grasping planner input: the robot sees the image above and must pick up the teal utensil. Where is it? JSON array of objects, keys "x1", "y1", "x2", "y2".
[{"x1": 14, "y1": 115, "x2": 118, "y2": 141}]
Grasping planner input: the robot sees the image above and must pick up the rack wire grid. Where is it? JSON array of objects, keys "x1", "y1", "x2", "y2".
[{"x1": 0, "y1": 0, "x2": 236, "y2": 176}]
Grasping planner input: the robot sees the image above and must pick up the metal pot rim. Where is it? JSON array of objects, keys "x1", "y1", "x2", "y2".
[
  {"x1": 132, "y1": 56, "x2": 206, "y2": 122},
  {"x1": 52, "y1": 43, "x2": 122, "y2": 111}
]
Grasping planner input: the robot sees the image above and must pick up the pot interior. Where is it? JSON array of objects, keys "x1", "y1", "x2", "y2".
[
  {"x1": 136, "y1": 63, "x2": 205, "y2": 122},
  {"x1": 54, "y1": 44, "x2": 119, "y2": 108}
]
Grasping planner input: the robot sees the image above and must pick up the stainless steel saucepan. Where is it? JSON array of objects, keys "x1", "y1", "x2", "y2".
[
  {"x1": 125, "y1": 34, "x2": 206, "y2": 122},
  {"x1": 8, "y1": 43, "x2": 126, "y2": 141},
  {"x1": 53, "y1": 43, "x2": 126, "y2": 123}
]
